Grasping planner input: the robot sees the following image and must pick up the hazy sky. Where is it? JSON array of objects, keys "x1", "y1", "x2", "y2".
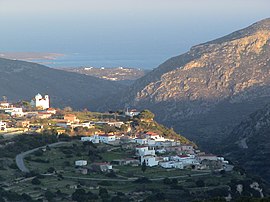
[{"x1": 0, "y1": 0, "x2": 269, "y2": 68}]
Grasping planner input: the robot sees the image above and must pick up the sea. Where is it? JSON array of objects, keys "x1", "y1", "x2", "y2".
[{"x1": 31, "y1": 52, "x2": 174, "y2": 70}]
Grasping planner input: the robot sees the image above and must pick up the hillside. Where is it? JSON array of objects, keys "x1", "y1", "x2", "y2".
[
  {"x1": 61, "y1": 67, "x2": 147, "y2": 85},
  {"x1": 0, "y1": 58, "x2": 124, "y2": 109},
  {"x1": 222, "y1": 104, "x2": 270, "y2": 183},
  {"x1": 102, "y1": 18, "x2": 270, "y2": 146},
  {"x1": 0, "y1": 133, "x2": 268, "y2": 201}
]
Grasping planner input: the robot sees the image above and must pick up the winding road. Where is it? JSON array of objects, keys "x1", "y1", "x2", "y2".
[{"x1": 15, "y1": 141, "x2": 68, "y2": 173}]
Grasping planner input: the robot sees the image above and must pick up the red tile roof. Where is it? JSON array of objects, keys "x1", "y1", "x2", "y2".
[{"x1": 146, "y1": 131, "x2": 159, "y2": 136}]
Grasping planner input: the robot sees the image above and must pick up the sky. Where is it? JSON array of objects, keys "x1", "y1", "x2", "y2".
[{"x1": 0, "y1": 0, "x2": 270, "y2": 68}]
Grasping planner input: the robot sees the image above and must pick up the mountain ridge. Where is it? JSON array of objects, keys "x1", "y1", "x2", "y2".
[
  {"x1": 99, "y1": 18, "x2": 270, "y2": 146},
  {"x1": 0, "y1": 57, "x2": 124, "y2": 109}
]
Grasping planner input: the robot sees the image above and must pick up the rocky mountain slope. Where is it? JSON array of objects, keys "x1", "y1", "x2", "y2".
[
  {"x1": 104, "y1": 18, "x2": 270, "y2": 146},
  {"x1": 222, "y1": 104, "x2": 270, "y2": 183},
  {"x1": 0, "y1": 58, "x2": 124, "y2": 109}
]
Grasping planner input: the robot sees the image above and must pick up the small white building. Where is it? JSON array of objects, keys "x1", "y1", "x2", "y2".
[
  {"x1": 72, "y1": 122, "x2": 95, "y2": 129},
  {"x1": 81, "y1": 136, "x2": 100, "y2": 144},
  {"x1": 125, "y1": 109, "x2": 140, "y2": 117},
  {"x1": 4, "y1": 108, "x2": 24, "y2": 117},
  {"x1": 171, "y1": 155, "x2": 190, "y2": 161},
  {"x1": 0, "y1": 121, "x2": 7, "y2": 131},
  {"x1": 141, "y1": 155, "x2": 159, "y2": 167},
  {"x1": 197, "y1": 154, "x2": 218, "y2": 162},
  {"x1": 135, "y1": 138, "x2": 148, "y2": 145},
  {"x1": 159, "y1": 161, "x2": 184, "y2": 169},
  {"x1": 81, "y1": 121, "x2": 95, "y2": 128},
  {"x1": 31, "y1": 93, "x2": 50, "y2": 110},
  {"x1": 0, "y1": 102, "x2": 10, "y2": 108},
  {"x1": 75, "y1": 160, "x2": 87, "y2": 166},
  {"x1": 135, "y1": 146, "x2": 155, "y2": 156},
  {"x1": 145, "y1": 132, "x2": 165, "y2": 142},
  {"x1": 98, "y1": 134, "x2": 116, "y2": 143},
  {"x1": 171, "y1": 155, "x2": 199, "y2": 166},
  {"x1": 107, "y1": 122, "x2": 124, "y2": 128},
  {"x1": 46, "y1": 108, "x2": 57, "y2": 114},
  {"x1": 156, "y1": 148, "x2": 166, "y2": 154},
  {"x1": 92, "y1": 163, "x2": 113, "y2": 172}
]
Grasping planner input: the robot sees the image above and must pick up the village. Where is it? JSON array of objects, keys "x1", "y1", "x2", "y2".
[{"x1": 0, "y1": 93, "x2": 233, "y2": 176}]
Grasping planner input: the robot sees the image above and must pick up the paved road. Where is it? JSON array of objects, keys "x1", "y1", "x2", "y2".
[{"x1": 15, "y1": 141, "x2": 68, "y2": 173}]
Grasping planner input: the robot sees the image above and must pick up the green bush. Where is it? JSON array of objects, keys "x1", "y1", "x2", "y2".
[{"x1": 31, "y1": 177, "x2": 41, "y2": 185}]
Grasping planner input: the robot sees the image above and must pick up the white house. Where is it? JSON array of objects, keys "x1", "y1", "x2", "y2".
[
  {"x1": 0, "y1": 102, "x2": 10, "y2": 109},
  {"x1": 135, "y1": 146, "x2": 155, "y2": 156},
  {"x1": 92, "y1": 163, "x2": 113, "y2": 172},
  {"x1": 75, "y1": 160, "x2": 87, "y2": 166},
  {"x1": 72, "y1": 122, "x2": 95, "y2": 129},
  {"x1": 145, "y1": 132, "x2": 165, "y2": 142},
  {"x1": 159, "y1": 161, "x2": 184, "y2": 169},
  {"x1": 171, "y1": 154, "x2": 190, "y2": 161},
  {"x1": 4, "y1": 108, "x2": 24, "y2": 117},
  {"x1": 81, "y1": 121, "x2": 95, "y2": 128},
  {"x1": 107, "y1": 122, "x2": 124, "y2": 128},
  {"x1": 141, "y1": 155, "x2": 159, "y2": 167},
  {"x1": 98, "y1": 134, "x2": 116, "y2": 143},
  {"x1": 46, "y1": 108, "x2": 57, "y2": 114},
  {"x1": 197, "y1": 154, "x2": 218, "y2": 162},
  {"x1": 171, "y1": 155, "x2": 199, "y2": 166},
  {"x1": 135, "y1": 138, "x2": 148, "y2": 145},
  {"x1": 172, "y1": 161, "x2": 184, "y2": 169},
  {"x1": 31, "y1": 93, "x2": 50, "y2": 109},
  {"x1": 125, "y1": 109, "x2": 140, "y2": 117},
  {"x1": 0, "y1": 121, "x2": 7, "y2": 131},
  {"x1": 159, "y1": 161, "x2": 174, "y2": 169},
  {"x1": 81, "y1": 136, "x2": 99, "y2": 144},
  {"x1": 156, "y1": 148, "x2": 166, "y2": 154}
]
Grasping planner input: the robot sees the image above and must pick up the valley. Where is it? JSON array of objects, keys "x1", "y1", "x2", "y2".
[
  {"x1": 0, "y1": 97, "x2": 267, "y2": 201},
  {"x1": 1, "y1": 17, "x2": 270, "y2": 201}
]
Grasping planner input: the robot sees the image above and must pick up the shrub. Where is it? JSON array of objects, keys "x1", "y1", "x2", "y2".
[
  {"x1": 196, "y1": 179, "x2": 205, "y2": 187},
  {"x1": 99, "y1": 187, "x2": 109, "y2": 199},
  {"x1": 44, "y1": 191, "x2": 55, "y2": 201},
  {"x1": 31, "y1": 177, "x2": 41, "y2": 185},
  {"x1": 47, "y1": 167, "x2": 55, "y2": 173},
  {"x1": 134, "y1": 177, "x2": 152, "y2": 184},
  {"x1": 163, "y1": 177, "x2": 171, "y2": 185}
]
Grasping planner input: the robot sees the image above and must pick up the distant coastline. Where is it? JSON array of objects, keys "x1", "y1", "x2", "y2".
[
  {"x1": 0, "y1": 52, "x2": 64, "y2": 61},
  {"x1": 0, "y1": 52, "x2": 161, "y2": 69}
]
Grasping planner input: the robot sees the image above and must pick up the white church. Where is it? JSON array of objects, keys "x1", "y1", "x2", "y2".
[{"x1": 31, "y1": 93, "x2": 50, "y2": 110}]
